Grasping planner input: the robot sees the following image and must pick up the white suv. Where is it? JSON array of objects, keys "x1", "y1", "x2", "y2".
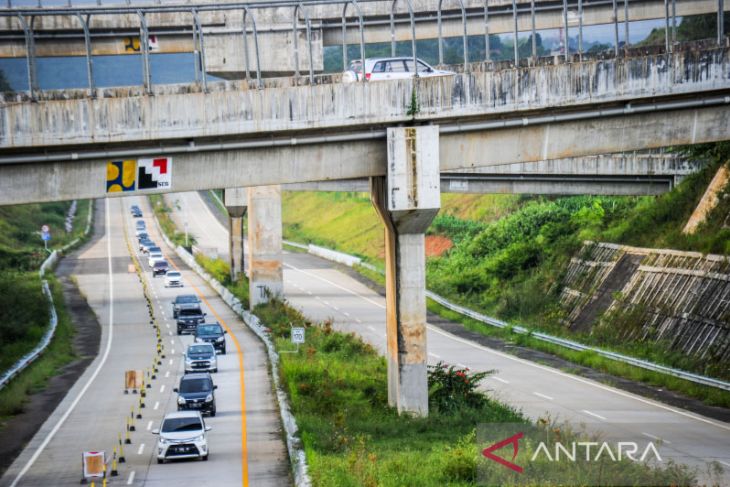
[
  {"x1": 153, "y1": 411, "x2": 211, "y2": 464},
  {"x1": 148, "y1": 251, "x2": 164, "y2": 267},
  {"x1": 165, "y1": 271, "x2": 183, "y2": 288},
  {"x1": 342, "y1": 57, "x2": 454, "y2": 82}
]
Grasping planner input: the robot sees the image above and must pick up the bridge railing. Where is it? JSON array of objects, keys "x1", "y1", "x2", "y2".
[{"x1": 0, "y1": 0, "x2": 726, "y2": 97}]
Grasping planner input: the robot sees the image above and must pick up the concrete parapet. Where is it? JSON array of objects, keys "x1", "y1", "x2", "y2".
[{"x1": 3, "y1": 46, "x2": 728, "y2": 150}]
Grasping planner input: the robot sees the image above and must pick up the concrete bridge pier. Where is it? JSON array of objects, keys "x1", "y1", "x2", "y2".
[
  {"x1": 224, "y1": 187, "x2": 248, "y2": 283},
  {"x1": 247, "y1": 185, "x2": 284, "y2": 308},
  {"x1": 370, "y1": 126, "x2": 441, "y2": 417}
]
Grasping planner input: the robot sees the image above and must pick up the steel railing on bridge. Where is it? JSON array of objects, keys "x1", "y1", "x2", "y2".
[{"x1": 0, "y1": 0, "x2": 726, "y2": 96}]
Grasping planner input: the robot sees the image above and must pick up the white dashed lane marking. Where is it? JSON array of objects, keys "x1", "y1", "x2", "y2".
[
  {"x1": 533, "y1": 392, "x2": 554, "y2": 401},
  {"x1": 582, "y1": 410, "x2": 607, "y2": 421}
]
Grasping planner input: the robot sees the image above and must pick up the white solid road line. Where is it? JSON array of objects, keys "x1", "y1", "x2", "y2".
[
  {"x1": 429, "y1": 353, "x2": 441, "y2": 359},
  {"x1": 720, "y1": 461, "x2": 730, "y2": 468},
  {"x1": 533, "y1": 392, "x2": 554, "y2": 401},
  {"x1": 492, "y1": 377, "x2": 510, "y2": 384},
  {"x1": 582, "y1": 409, "x2": 607, "y2": 421},
  {"x1": 137, "y1": 443, "x2": 145, "y2": 455},
  {"x1": 284, "y1": 262, "x2": 385, "y2": 309},
  {"x1": 427, "y1": 324, "x2": 730, "y2": 432},
  {"x1": 457, "y1": 363, "x2": 468, "y2": 368},
  {"x1": 289, "y1": 243, "x2": 730, "y2": 433},
  {"x1": 9, "y1": 201, "x2": 117, "y2": 487},
  {"x1": 126, "y1": 470, "x2": 136, "y2": 485}
]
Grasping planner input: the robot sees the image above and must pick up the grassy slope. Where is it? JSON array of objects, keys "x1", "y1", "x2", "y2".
[
  {"x1": 281, "y1": 192, "x2": 520, "y2": 262},
  {"x1": 279, "y1": 144, "x2": 730, "y2": 404},
  {"x1": 0, "y1": 200, "x2": 90, "y2": 376}
]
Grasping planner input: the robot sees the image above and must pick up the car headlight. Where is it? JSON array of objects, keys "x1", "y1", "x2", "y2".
[
  {"x1": 195, "y1": 337, "x2": 203, "y2": 343},
  {"x1": 216, "y1": 336, "x2": 224, "y2": 342},
  {"x1": 177, "y1": 396, "x2": 186, "y2": 405},
  {"x1": 192, "y1": 434, "x2": 205, "y2": 443},
  {"x1": 184, "y1": 356, "x2": 193, "y2": 363},
  {"x1": 159, "y1": 437, "x2": 170, "y2": 445},
  {"x1": 205, "y1": 394, "x2": 213, "y2": 402}
]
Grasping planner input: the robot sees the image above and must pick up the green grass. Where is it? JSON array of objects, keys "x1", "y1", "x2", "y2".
[
  {"x1": 0, "y1": 200, "x2": 91, "y2": 380},
  {"x1": 427, "y1": 300, "x2": 730, "y2": 408},
  {"x1": 279, "y1": 143, "x2": 730, "y2": 405},
  {"x1": 0, "y1": 276, "x2": 77, "y2": 422},
  {"x1": 148, "y1": 195, "x2": 196, "y2": 249},
  {"x1": 0, "y1": 200, "x2": 91, "y2": 271},
  {"x1": 253, "y1": 298, "x2": 696, "y2": 486},
  {"x1": 194, "y1": 254, "x2": 249, "y2": 310}
]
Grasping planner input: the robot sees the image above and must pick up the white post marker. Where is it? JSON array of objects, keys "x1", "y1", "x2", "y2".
[{"x1": 281, "y1": 325, "x2": 305, "y2": 354}]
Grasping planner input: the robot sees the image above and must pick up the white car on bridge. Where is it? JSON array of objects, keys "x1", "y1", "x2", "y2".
[{"x1": 342, "y1": 57, "x2": 454, "y2": 83}]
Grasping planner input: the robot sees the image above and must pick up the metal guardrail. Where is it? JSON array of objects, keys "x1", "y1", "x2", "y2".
[
  {"x1": 0, "y1": 200, "x2": 94, "y2": 391},
  {"x1": 2, "y1": 0, "x2": 725, "y2": 96},
  {"x1": 283, "y1": 238, "x2": 730, "y2": 392},
  {"x1": 0, "y1": 279, "x2": 58, "y2": 390}
]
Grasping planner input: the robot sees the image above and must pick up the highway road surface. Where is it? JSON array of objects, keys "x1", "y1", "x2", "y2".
[
  {"x1": 1, "y1": 197, "x2": 289, "y2": 487},
  {"x1": 170, "y1": 190, "x2": 730, "y2": 484}
]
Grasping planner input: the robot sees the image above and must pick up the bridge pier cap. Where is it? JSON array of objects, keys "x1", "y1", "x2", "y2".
[
  {"x1": 224, "y1": 188, "x2": 248, "y2": 283},
  {"x1": 371, "y1": 125, "x2": 440, "y2": 417}
]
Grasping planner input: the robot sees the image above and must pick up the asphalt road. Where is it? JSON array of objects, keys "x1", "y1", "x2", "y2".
[
  {"x1": 173, "y1": 190, "x2": 730, "y2": 484},
  {"x1": 2, "y1": 197, "x2": 288, "y2": 487}
]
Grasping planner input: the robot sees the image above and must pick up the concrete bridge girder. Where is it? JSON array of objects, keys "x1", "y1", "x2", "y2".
[{"x1": 1, "y1": 103, "x2": 729, "y2": 206}]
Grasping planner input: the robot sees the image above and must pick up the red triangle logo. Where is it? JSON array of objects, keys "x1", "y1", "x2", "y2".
[{"x1": 481, "y1": 432, "x2": 524, "y2": 473}]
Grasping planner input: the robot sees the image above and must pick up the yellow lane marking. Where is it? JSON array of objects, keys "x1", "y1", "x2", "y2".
[{"x1": 142, "y1": 200, "x2": 249, "y2": 487}]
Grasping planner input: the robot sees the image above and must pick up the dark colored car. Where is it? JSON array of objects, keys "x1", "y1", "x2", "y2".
[
  {"x1": 136, "y1": 232, "x2": 149, "y2": 242},
  {"x1": 195, "y1": 323, "x2": 227, "y2": 354},
  {"x1": 176, "y1": 304, "x2": 206, "y2": 335},
  {"x1": 172, "y1": 294, "x2": 202, "y2": 319},
  {"x1": 152, "y1": 260, "x2": 169, "y2": 277},
  {"x1": 132, "y1": 208, "x2": 143, "y2": 218},
  {"x1": 174, "y1": 373, "x2": 217, "y2": 416},
  {"x1": 130, "y1": 205, "x2": 140, "y2": 214},
  {"x1": 140, "y1": 239, "x2": 156, "y2": 253}
]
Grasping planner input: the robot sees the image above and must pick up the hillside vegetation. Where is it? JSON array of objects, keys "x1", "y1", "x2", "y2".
[
  {"x1": 0, "y1": 200, "x2": 90, "y2": 376},
  {"x1": 281, "y1": 144, "x2": 730, "y2": 388}
]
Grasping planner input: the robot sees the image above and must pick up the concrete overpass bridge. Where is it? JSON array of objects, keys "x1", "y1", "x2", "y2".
[
  {"x1": 1, "y1": 13, "x2": 730, "y2": 415},
  {"x1": 0, "y1": 0, "x2": 726, "y2": 83}
]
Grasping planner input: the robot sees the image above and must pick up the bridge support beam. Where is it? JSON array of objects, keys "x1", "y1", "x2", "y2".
[
  {"x1": 224, "y1": 187, "x2": 248, "y2": 283},
  {"x1": 247, "y1": 185, "x2": 283, "y2": 308},
  {"x1": 370, "y1": 126, "x2": 441, "y2": 417}
]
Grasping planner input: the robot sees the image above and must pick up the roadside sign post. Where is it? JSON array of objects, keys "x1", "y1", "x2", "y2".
[
  {"x1": 41, "y1": 224, "x2": 51, "y2": 253},
  {"x1": 281, "y1": 324, "x2": 305, "y2": 354}
]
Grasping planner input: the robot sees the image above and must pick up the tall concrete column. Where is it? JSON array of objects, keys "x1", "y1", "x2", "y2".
[
  {"x1": 224, "y1": 187, "x2": 248, "y2": 282},
  {"x1": 370, "y1": 126, "x2": 441, "y2": 417},
  {"x1": 247, "y1": 185, "x2": 283, "y2": 308}
]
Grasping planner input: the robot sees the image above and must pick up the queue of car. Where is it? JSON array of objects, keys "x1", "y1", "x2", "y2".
[{"x1": 130, "y1": 205, "x2": 226, "y2": 465}]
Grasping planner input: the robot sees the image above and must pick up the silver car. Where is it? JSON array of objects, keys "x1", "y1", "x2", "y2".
[
  {"x1": 342, "y1": 57, "x2": 454, "y2": 82},
  {"x1": 153, "y1": 411, "x2": 211, "y2": 464}
]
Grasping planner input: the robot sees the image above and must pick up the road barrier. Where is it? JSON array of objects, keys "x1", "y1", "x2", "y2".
[
  {"x1": 284, "y1": 240, "x2": 730, "y2": 393},
  {"x1": 151, "y1": 210, "x2": 312, "y2": 487},
  {"x1": 0, "y1": 200, "x2": 94, "y2": 391}
]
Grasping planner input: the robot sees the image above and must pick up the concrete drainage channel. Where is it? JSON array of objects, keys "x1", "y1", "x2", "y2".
[
  {"x1": 151, "y1": 212, "x2": 312, "y2": 487},
  {"x1": 0, "y1": 200, "x2": 94, "y2": 391},
  {"x1": 282, "y1": 240, "x2": 730, "y2": 393}
]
